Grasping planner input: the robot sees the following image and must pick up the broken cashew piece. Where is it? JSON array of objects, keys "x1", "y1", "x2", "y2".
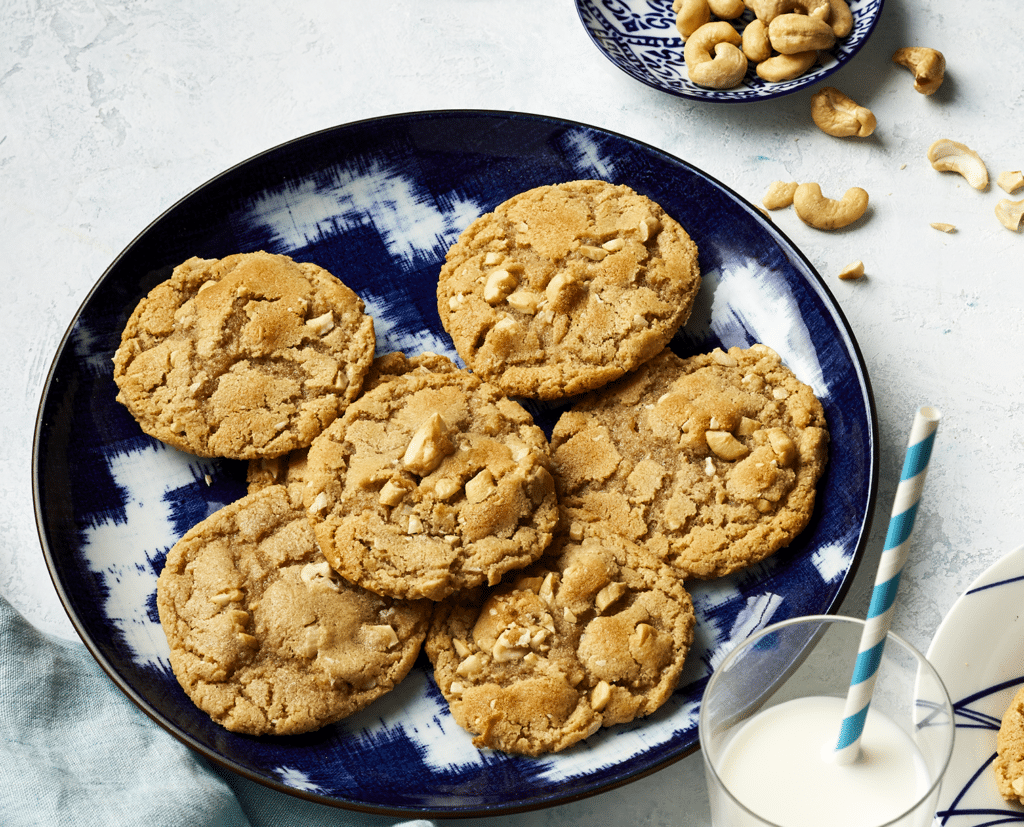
[
  {"x1": 810, "y1": 87, "x2": 876, "y2": 137},
  {"x1": 995, "y1": 199, "x2": 1024, "y2": 232},
  {"x1": 838, "y1": 260, "x2": 865, "y2": 280},
  {"x1": 892, "y1": 47, "x2": 945, "y2": 95},
  {"x1": 930, "y1": 222, "x2": 956, "y2": 233},
  {"x1": 793, "y1": 182, "x2": 869, "y2": 229},
  {"x1": 684, "y1": 22, "x2": 748, "y2": 88},
  {"x1": 762, "y1": 180, "x2": 799, "y2": 210},
  {"x1": 998, "y1": 170, "x2": 1024, "y2": 194},
  {"x1": 927, "y1": 139, "x2": 989, "y2": 191},
  {"x1": 756, "y1": 50, "x2": 817, "y2": 82}
]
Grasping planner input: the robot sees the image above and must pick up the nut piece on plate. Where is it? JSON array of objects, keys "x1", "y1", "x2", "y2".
[
  {"x1": 927, "y1": 139, "x2": 989, "y2": 191},
  {"x1": 838, "y1": 260, "x2": 865, "y2": 280},
  {"x1": 793, "y1": 182, "x2": 869, "y2": 229},
  {"x1": 995, "y1": 199, "x2": 1024, "y2": 232},
  {"x1": 767, "y1": 13, "x2": 836, "y2": 54},
  {"x1": 998, "y1": 171, "x2": 1024, "y2": 194},
  {"x1": 892, "y1": 47, "x2": 946, "y2": 95},
  {"x1": 762, "y1": 180, "x2": 799, "y2": 210},
  {"x1": 756, "y1": 51, "x2": 817, "y2": 83},
  {"x1": 674, "y1": 0, "x2": 711, "y2": 39},
  {"x1": 810, "y1": 87, "x2": 876, "y2": 138}
]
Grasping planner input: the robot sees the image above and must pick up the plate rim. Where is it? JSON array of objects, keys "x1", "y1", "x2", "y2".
[
  {"x1": 32, "y1": 108, "x2": 879, "y2": 817},
  {"x1": 927, "y1": 544, "x2": 1024, "y2": 824},
  {"x1": 574, "y1": 0, "x2": 886, "y2": 104}
]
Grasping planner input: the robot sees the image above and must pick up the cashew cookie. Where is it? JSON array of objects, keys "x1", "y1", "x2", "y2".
[
  {"x1": 436, "y1": 180, "x2": 701, "y2": 400},
  {"x1": 113, "y1": 251, "x2": 376, "y2": 460},
  {"x1": 551, "y1": 345, "x2": 829, "y2": 579},
  {"x1": 425, "y1": 531, "x2": 695, "y2": 755}
]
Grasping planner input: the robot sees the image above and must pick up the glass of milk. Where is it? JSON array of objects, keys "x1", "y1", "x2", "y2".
[{"x1": 699, "y1": 615, "x2": 954, "y2": 827}]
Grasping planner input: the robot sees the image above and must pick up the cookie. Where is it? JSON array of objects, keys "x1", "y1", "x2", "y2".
[
  {"x1": 246, "y1": 351, "x2": 458, "y2": 503},
  {"x1": 113, "y1": 251, "x2": 375, "y2": 459},
  {"x1": 425, "y1": 531, "x2": 696, "y2": 755},
  {"x1": 156, "y1": 485, "x2": 430, "y2": 736},
  {"x1": 996, "y1": 685, "x2": 1024, "y2": 804},
  {"x1": 550, "y1": 345, "x2": 829, "y2": 579},
  {"x1": 303, "y1": 368, "x2": 558, "y2": 601},
  {"x1": 436, "y1": 180, "x2": 701, "y2": 400}
]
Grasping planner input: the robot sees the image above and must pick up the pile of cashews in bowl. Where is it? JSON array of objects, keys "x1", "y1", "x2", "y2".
[{"x1": 675, "y1": 0, "x2": 854, "y2": 89}]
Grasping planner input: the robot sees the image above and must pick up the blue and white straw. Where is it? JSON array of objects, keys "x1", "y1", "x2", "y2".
[{"x1": 834, "y1": 405, "x2": 942, "y2": 765}]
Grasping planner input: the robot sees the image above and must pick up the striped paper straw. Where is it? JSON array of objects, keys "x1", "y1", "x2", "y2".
[{"x1": 834, "y1": 405, "x2": 942, "y2": 765}]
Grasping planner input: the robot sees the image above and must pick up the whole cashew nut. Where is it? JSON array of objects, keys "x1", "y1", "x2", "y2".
[
  {"x1": 793, "y1": 183, "x2": 869, "y2": 229},
  {"x1": 927, "y1": 139, "x2": 989, "y2": 191},
  {"x1": 810, "y1": 87, "x2": 876, "y2": 137},
  {"x1": 827, "y1": 0, "x2": 853, "y2": 37},
  {"x1": 741, "y1": 18, "x2": 773, "y2": 62},
  {"x1": 675, "y1": 0, "x2": 711, "y2": 39},
  {"x1": 768, "y1": 14, "x2": 836, "y2": 54},
  {"x1": 756, "y1": 51, "x2": 817, "y2": 82},
  {"x1": 892, "y1": 47, "x2": 946, "y2": 95},
  {"x1": 995, "y1": 199, "x2": 1024, "y2": 232},
  {"x1": 684, "y1": 22, "x2": 748, "y2": 88},
  {"x1": 708, "y1": 0, "x2": 746, "y2": 18},
  {"x1": 747, "y1": 0, "x2": 829, "y2": 24}
]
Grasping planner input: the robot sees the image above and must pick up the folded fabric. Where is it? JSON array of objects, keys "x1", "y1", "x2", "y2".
[{"x1": 0, "y1": 595, "x2": 435, "y2": 827}]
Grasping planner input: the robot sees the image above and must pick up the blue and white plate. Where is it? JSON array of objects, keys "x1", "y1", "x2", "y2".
[
  {"x1": 928, "y1": 545, "x2": 1024, "y2": 825},
  {"x1": 34, "y1": 110, "x2": 877, "y2": 816},
  {"x1": 577, "y1": 0, "x2": 884, "y2": 103}
]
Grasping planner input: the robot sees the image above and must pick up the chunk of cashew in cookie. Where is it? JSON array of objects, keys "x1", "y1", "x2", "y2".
[
  {"x1": 675, "y1": 0, "x2": 711, "y2": 39},
  {"x1": 747, "y1": 0, "x2": 829, "y2": 24},
  {"x1": 768, "y1": 13, "x2": 836, "y2": 54},
  {"x1": 756, "y1": 50, "x2": 817, "y2": 82},
  {"x1": 684, "y1": 22, "x2": 748, "y2": 88},
  {"x1": 810, "y1": 87, "x2": 876, "y2": 137},
  {"x1": 826, "y1": 0, "x2": 853, "y2": 36},
  {"x1": 927, "y1": 139, "x2": 989, "y2": 191},
  {"x1": 708, "y1": 0, "x2": 746, "y2": 18},
  {"x1": 793, "y1": 183, "x2": 869, "y2": 229},
  {"x1": 741, "y1": 19, "x2": 772, "y2": 62},
  {"x1": 995, "y1": 199, "x2": 1024, "y2": 232},
  {"x1": 892, "y1": 47, "x2": 946, "y2": 95}
]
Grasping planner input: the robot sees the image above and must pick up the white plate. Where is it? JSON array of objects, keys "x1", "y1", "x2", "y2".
[{"x1": 927, "y1": 545, "x2": 1024, "y2": 824}]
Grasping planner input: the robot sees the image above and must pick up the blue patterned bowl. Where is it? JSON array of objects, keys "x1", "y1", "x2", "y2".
[
  {"x1": 34, "y1": 110, "x2": 877, "y2": 816},
  {"x1": 577, "y1": 0, "x2": 885, "y2": 102}
]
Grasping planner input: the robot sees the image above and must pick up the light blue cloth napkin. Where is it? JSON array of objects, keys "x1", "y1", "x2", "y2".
[{"x1": 0, "y1": 595, "x2": 435, "y2": 827}]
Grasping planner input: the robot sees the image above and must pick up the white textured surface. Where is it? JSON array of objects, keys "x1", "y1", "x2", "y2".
[{"x1": 3, "y1": 1, "x2": 1021, "y2": 824}]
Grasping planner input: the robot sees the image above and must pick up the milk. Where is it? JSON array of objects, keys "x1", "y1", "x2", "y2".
[{"x1": 713, "y1": 695, "x2": 932, "y2": 827}]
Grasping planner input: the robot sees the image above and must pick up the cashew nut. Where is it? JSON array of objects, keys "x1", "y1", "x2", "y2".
[
  {"x1": 837, "y1": 260, "x2": 865, "y2": 280},
  {"x1": 762, "y1": 180, "x2": 799, "y2": 210},
  {"x1": 684, "y1": 22, "x2": 748, "y2": 88},
  {"x1": 708, "y1": 0, "x2": 746, "y2": 18},
  {"x1": 793, "y1": 183, "x2": 869, "y2": 229},
  {"x1": 826, "y1": 0, "x2": 853, "y2": 37},
  {"x1": 998, "y1": 170, "x2": 1024, "y2": 194},
  {"x1": 927, "y1": 139, "x2": 989, "y2": 191},
  {"x1": 930, "y1": 222, "x2": 956, "y2": 233},
  {"x1": 741, "y1": 18, "x2": 772, "y2": 62},
  {"x1": 995, "y1": 199, "x2": 1024, "y2": 232},
  {"x1": 675, "y1": 0, "x2": 711, "y2": 39},
  {"x1": 768, "y1": 13, "x2": 836, "y2": 54},
  {"x1": 810, "y1": 87, "x2": 876, "y2": 138},
  {"x1": 892, "y1": 47, "x2": 945, "y2": 95},
  {"x1": 747, "y1": 0, "x2": 829, "y2": 24},
  {"x1": 756, "y1": 51, "x2": 817, "y2": 82}
]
